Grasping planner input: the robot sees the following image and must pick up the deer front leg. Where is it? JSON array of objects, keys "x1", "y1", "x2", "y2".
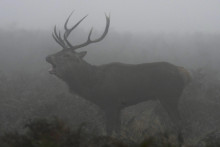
[{"x1": 105, "y1": 107, "x2": 121, "y2": 135}]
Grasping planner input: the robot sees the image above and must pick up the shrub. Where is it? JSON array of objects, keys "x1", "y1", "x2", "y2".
[{"x1": 1, "y1": 118, "x2": 83, "y2": 147}]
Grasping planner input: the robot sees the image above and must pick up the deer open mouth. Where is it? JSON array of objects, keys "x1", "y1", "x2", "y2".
[
  {"x1": 48, "y1": 64, "x2": 56, "y2": 74},
  {"x1": 46, "y1": 56, "x2": 56, "y2": 74}
]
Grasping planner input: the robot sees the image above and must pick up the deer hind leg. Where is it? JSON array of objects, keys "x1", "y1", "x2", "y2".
[
  {"x1": 159, "y1": 85, "x2": 183, "y2": 126},
  {"x1": 160, "y1": 94, "x2": 184, "y2": 145},
  {"x1": 160, "y1": 98, "x2": 180, "y2": 125},
  {"x1": 105, "y1": 108, "x2": 121, "y2": 136}
]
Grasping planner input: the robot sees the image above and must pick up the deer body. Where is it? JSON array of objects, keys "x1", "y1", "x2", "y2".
[
  {"x1": 46, "y1": 12, "x2": 190, "y2": 134},
  {"x1": 77, "y1": 62, "x2": 184, "y2": 108},
  {"x1": 68, "y1": 61, "x2": 187, "y2": 133}
]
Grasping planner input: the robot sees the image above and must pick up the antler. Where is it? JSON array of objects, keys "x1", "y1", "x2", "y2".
[{"x1": 52, "y1": 11, "x2": 110, "y2": 50}]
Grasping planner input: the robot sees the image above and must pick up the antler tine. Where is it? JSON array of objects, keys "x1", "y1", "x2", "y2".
[
  {"x1": 64, "y1": 11, "x2": 74, "y2": 37},
  {"x1": 63, "y1": 11, "x2": 88, "y2": 48},
  {"x1": 54, "y1": 26, "x2": 64, "y2": 44},
  {"x1": 71, "y1": 14, "x2": 110, "y2": 50},
  {"x1": 90, "y1": 13, "x2": 110, "y2": 42},
  {"x1": 88, "y1": 27, "x2": 93, "y2": 41},
  {"x1": 52, "y1": 26, "x2": 66, "y2": 49}
]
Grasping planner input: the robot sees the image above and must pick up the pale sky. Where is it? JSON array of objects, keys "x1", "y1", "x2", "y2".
[{"x1": 1, "y1": 0, "x2": 220, "y2": 33}]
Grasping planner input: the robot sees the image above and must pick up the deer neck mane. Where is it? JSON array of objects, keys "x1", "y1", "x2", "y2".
[{"x1": 64, "y1": 62, "x2": 103, "y2": 98}]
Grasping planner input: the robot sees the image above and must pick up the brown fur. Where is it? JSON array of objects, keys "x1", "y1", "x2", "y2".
[{"x1": 46, "y1": 51, "x2": 190, "y2": 134}]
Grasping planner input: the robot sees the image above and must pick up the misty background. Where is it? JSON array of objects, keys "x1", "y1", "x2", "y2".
[
  {"x1": 1, "y1": 0, "x2": 220, "y2": 33},
  {"x1": 1, "y1": 0, "x2": 220, "y2": 145}
]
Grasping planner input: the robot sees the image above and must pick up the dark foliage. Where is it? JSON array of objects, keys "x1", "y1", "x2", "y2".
[
  {"x1": 0, "y1": 118, "x2": 183, "y2": 147},
  {"x1": 198, "y1": 130, "x2": 220, "y2": 147},
  {"x1": 1, "y1": 118, "x2": 84, "y2": 147}
]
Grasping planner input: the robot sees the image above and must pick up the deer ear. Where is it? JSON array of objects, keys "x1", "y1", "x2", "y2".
[{"x1": 79, "y1": 51, "x2": 87, "y2": 58}]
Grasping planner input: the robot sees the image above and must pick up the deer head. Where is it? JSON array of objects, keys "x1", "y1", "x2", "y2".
[{"x1": 46, "y1": 11, "x2": 110, "y2": 79}]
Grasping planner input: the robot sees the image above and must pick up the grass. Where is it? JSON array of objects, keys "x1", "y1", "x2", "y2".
[{"x1": 0, "y1": 117, "x2": 219, "y2": 147}]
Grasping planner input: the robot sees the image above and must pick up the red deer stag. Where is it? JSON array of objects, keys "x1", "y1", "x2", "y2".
[{"x1": 46, "y1": 12, "x2": 191, "y2": 134}]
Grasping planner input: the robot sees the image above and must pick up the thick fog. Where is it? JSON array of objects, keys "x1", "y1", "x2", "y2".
[
  {"x1": 1, "y1": 0, "x2": 220, "y2": 33},
  {"x1": 1, "y1": 1, "x2": 220, "y2": 146}
]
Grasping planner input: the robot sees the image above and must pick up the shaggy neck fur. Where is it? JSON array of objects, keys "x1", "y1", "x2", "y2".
[{"x1": 62, "y1": 62, "x2": 103, "y2": 98}]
